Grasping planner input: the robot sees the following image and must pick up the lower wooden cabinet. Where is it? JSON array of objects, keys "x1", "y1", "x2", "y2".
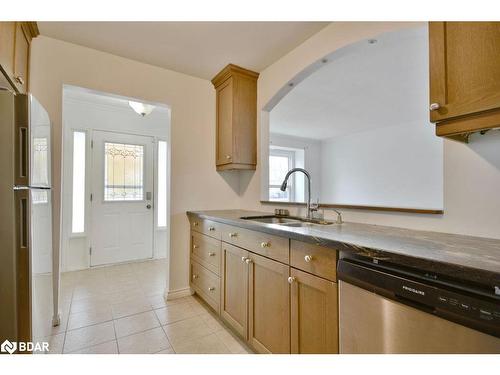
[
  {"x1": 220, "y1": 243, "x2": 249, "y2": 338},
  {"x1": 248, "y1": 253, "x2": 290, "y2": 354},
  {"x1": 290, "y1": 268, "x2": 338, "y2": 354},
  {"x1": 189, "y1": 219, "x2": 340, "y2": 354}
]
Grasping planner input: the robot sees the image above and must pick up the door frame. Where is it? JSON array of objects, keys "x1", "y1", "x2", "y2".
[
  {"x1": 89, "y1": 129, "x2": 155, "y2": 267},
  {"x1": 61, "y1": 125, "x2": 170, "y2": 271}
]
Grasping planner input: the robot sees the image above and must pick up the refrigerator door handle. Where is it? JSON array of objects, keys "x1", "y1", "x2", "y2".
[
  {"x1": 15, "y1": 189, "x2": 29, "y2": 249},
  {"x1": 19, "y1": 194, "x2": 28, "y2": 249},
  {"x1": 17, "y1": 126, "x2": 29, "y2": 184}
]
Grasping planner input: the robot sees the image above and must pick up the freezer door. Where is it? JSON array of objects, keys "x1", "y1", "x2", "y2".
[{"x1": 14, "y1": 94, "x2": 29, "y2": 187}]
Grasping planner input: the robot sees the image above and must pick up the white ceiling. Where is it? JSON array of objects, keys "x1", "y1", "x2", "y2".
[
  {"x1": 38, "y1": 22, "x2": 329, "y2": 79},
  {"x1": 63, "y1": 85, "x2": 171, "y2": 114},
  {"x1": 270, "y1": 26, "x2": 430, "y2": 140}
]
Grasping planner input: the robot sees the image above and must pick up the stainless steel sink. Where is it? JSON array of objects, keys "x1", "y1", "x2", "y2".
[
  {"x1": 239, "y1": 215, "x2": 303, "y2": 224},
  {"x1": 240, "y1": 215, "x2": 333, "y2": 226}
]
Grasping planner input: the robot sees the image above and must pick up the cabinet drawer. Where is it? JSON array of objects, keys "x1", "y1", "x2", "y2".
[
  {"x1": 223, "y1": 225, "x2": 289, "y2": 264},
  {"x1": 191, "y1": 231, "x2": 221, "y2": 275},
  {"x1": 189, "y1": 217, "x2": 223, "y2": 239},
  {"x1": 190, "y1": 261, "x2": 220, "y2": 313},
  {"x1": 290, "y1": 240, "x2": 337, "y2": 281}
]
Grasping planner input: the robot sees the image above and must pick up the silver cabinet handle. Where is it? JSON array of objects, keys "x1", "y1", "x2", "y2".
[
  {"x1": 429, "y1": 103, "x2": 441, "y2": 111},
  {"x1": 208, "y1": 252, "x2": 216, "y2": 257},
  {"x1": 146, "y1": 204, "x2": 152, "y2": 209},
  {"x1": 304, "y1": 255, "x2": 313, "y2": 262},
  {"x1": 208, "y1": 287, "x2": 215, "y2": 291},
  {"x1": 15, "y1": 76, "x2": 25, "y2": 85},
  {"x1": 241, "y1": 256, "x2": 248, "y2": 262},
  {"x1": 260, "y1": 242, "x2": 270, "y2": 248},
  {"x1": 288, "y1": 276, "x2": 296, "y2": 284},
  {"x1": 245, "y1": 258, "x2": 253, "y2": 264},
  {"x1": 192, "y1": 274, "x2": 198, "y2": 279},
  {"x1": 193, "y1": 244, "x2": 199, "y2": 249},
  {"x1": 208, "y1": 226, "x2": 215, "y2": 231},
  {"x1": 229, "y1": 232, "x2": 238, "y2": 238},
  {"x1": 193, "y1": 222, "x2": 199, "y2": 227},
  {"x1": 226, "y1": 155, "x2": 231, "y2": 159}
]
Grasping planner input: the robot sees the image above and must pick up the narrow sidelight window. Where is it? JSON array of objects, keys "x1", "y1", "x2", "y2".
[
  {"x1": 157, "y1": 141, "x2": 167, "y2": 228},
  {"x1": 72, "y1": 131, "x2": 86, "y2": 233}
]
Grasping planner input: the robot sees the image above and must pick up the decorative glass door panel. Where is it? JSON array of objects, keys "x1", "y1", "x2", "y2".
[{"x1": 104, "y1": 142, "x2": 144, "y2": 201}]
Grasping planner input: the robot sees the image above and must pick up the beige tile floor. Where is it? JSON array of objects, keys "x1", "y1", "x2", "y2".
[{"x1": 41, "y1": 259, "x2": 251, "y2": 354}]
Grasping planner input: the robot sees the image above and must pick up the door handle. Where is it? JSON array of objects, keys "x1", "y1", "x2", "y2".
[{"x1": 146, "y1": 204, "x2": 152, "y2": 209}]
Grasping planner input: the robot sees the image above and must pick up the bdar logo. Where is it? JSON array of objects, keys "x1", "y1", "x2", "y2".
[{"x1": 1, "y1": 339, "x2": 17, "y2": 354}]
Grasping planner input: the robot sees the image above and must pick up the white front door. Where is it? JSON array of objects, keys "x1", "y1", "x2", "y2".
[{"x1": 91, "y1": 130, "x2": 154, "y2": 266}]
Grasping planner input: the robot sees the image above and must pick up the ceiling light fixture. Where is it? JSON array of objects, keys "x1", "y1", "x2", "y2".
[{"x1": 128, "y1": 101, "x2": 155, "y2": 117}]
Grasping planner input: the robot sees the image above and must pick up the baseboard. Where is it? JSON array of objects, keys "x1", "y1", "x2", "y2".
[{"x1": 165, "y1": 287, "x2": 193, "y2": 301}]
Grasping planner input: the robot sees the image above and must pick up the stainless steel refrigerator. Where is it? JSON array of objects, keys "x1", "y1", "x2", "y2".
[{"x1": 0, "y1": 89, "x2": 56, "y2": 347}]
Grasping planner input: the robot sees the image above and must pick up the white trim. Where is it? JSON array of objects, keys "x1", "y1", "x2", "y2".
[{"x1": 165, "y1": 287, "x2": 193, "y2": 301}]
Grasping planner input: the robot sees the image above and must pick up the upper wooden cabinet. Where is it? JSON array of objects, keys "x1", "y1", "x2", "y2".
[
  {"x1": 429, "y1": 22, "x2": 500, "y2": 140},
  {"x1": 0, "y1": 22, "x2": 38, "y2": 93},
  {"x1": 211, "y1": 64, "x2": 259, "y2": 171}
]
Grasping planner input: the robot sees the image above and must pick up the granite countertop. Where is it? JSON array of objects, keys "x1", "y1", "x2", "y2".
[{"x1": 187, "y1": 209, "x2": 500, "y2": 290}]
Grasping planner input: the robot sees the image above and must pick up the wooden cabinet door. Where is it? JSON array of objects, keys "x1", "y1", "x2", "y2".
[
  {"x1": 220, "y1": 243, "x2": 248, "y2": 338},
  {"x1": 13, "y1": 22, "x2": 29, "y2": 93},
  {"x1": 216, "y1": 78, "x2": 233, "y2": 166},
  {"x1": 290, "y1": 268, "x2": 338, "y2": 354},
  {"x1": 429, "y1": 22, "x2": 500, "y2": 122},
  {"x1": 0, "y1": 22, "x2": 16, "y2": 81},
  {"x1": 248, "y1": 253, "x2": 290, "y2": 353}
]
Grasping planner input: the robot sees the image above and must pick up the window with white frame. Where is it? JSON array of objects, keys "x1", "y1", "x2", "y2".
[{"x1": 269, "y1": 148, "x2": 295, "y2": 201}]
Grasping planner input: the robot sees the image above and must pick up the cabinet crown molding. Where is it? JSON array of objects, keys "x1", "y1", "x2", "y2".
[{"x1": 211, "y1": 63, "x2": 259, "y2": 88}]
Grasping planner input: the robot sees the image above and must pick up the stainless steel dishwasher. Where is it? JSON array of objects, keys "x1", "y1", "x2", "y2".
[{"x1": 338, "y1": 258, "x2": 500, "y2": 353}]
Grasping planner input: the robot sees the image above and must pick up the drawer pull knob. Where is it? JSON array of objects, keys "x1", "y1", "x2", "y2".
[
  {"x1": 208, "y1": 287, "x2": 215, "y2": 291},
  {"x1": 226, "y1": 155, "x2": 231, "y2": 159},
  {"x1": 193, "y1": 245, "x2": 199, "y2": 249},
  {"x1": 245, "y1": 258, "x2": 253, "y2": 264},
  {"x1": 193, "y1": 222, "x2": 199, "y2": 227},
  {"x1": 229, "y1": 232, "x2": 238, "y2": 238},
  {"x1": 260, "y1": 242, "x2": 270, "y2": 248},
  {"x1": 208, "y1": 252, "x2": 216, "y2": 257},
  {"x1": 304, "y1": 255, "x2": 313, "y2": 262},
  {"x1": 208, "y1": 226, "x2": 215, "y2": 231},
  {"x1": 429, "y1": 102, "x2": 441, "y2": 111},
  {"x1": 15, "y1": 76, "x2": 25, "y2": 85},
  {"x1": 288, "y1": 276, "x2": 296, "y2": 284},
  {"x1": 241, "y1": 256, "x2": 248, "y2": 262},
  {"x1": 192, "y1": 274, "x2": 199, "y2": 279}
]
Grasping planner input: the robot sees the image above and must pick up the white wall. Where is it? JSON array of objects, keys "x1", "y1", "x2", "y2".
[
  {"x1": 30, "y1": 36, "x2": 244, "y2": 297},
  {"x1": 245, "y1": 22, "x2": 500, "y2": 240},
  {"x1": 61, "y1": 90, "x2": 170, "y2": 271},
  {"x1": 320, "y1": 122, "x2": 443, "y2": 209}
]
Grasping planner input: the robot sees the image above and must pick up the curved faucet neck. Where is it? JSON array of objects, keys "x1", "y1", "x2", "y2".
[{"x1": 281, "y1": 168, "x2": 312, "y2": 219}]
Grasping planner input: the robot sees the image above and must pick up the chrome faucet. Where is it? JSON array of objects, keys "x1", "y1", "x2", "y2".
[{"x1": 280, "y1": 168, "x2": 313, "y2": 219}]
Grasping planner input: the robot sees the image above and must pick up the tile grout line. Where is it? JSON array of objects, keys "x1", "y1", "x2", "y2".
[
  {"x1": 60, "y1": 285, "x2": 75, "y2": 353},
  {"x1": 112, "y1": 316, "x2": 119, "y2": 354}
]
